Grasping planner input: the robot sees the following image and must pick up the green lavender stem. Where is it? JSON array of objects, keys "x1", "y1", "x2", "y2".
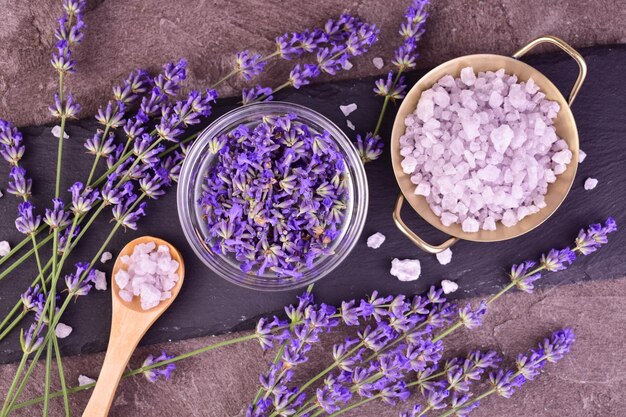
[
  {"x1": 11, "y1": 331, "x2": 261, "y2": 411},
  {"x1": 373, "y1": 70, "x2": 403, "y2": 137}
]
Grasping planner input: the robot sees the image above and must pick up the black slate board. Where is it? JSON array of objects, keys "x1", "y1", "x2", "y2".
[{"x1": 0, "y1": 45, "x2": 625, "y2": 363}]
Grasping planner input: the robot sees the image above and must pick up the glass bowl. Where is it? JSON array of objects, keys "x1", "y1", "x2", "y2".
[{"x1": 177, "y1": 102, "x2": 368, "y2": 291}]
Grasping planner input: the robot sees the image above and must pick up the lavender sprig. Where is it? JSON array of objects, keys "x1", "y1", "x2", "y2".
[{"x1": 355, "y1": 0, "x2": 429, "y2": 163}]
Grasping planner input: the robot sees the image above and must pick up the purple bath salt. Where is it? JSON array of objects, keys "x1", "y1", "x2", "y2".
[{"x1": 400, "y1": 66, "x2": 570, "y2": 232}]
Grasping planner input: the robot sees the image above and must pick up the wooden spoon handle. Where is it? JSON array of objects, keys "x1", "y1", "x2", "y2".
[{"x1": 82, "y1": 321, "x2": 143, "y2": 417}]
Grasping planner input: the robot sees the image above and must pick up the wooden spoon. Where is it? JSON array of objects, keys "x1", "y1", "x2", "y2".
[{"x1": 82, "y1": 236, "x2": 185, "y2": 417}]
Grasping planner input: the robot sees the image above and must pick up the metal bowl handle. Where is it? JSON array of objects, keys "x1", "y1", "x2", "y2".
[
  {"x1": 512, "y1": 35, "x2": 587, "y2": 106},
  {"x1": 393, "y1": 194, "x2": 459, "y2": 254}
]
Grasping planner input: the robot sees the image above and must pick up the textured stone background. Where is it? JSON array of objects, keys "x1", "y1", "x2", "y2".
[
  {"x1": 1, "y1": 0, "x2": 625, "y2": 127},
  {"x1": 1, "y1": 0, "x2": 625, "y2": 416}
]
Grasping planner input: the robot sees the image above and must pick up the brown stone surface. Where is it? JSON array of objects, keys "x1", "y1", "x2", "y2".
[
  {"x1": 1, "y1": 1, "x2": 625, "y2": 416},
  {"x1": 1, "y1": 277, "x2": 625, "y2": 416},
  {"x1": 0, "y1": 0, "x2": 625, "y2": 127}
]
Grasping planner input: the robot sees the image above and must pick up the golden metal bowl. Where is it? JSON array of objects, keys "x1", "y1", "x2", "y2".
[{"x1": 390, "y1": 35, "x2": 587, "y2": 253}]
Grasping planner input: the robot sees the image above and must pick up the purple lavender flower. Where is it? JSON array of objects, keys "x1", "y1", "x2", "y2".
[
  {"x1": 255, "y1": 316, "x2": 288, "y2": 350},
  {"x1": 575, "y1": 217, "x2": 617, "y2": 255},
  {"x1": 0, "y1": 129, "x2": 25, "y2": 166},
  {"x1": 84, "y1": 130, "x2": 117, "y2": 158},
  {"x1": 15, "y1": 202, "x2": 41, "y2": 235},
  {"x1": 509, "y1": 260, "x2": 541, "y2": 293},
  {"x1": 540, "y1": 248, "x2": 576, "y2": 272},
  {"x1": 374, "y1": 72, "x2": 407, "y2": 100},
  {"x1": 64, "y1": 262, "x2": 96, "y2": 296},
  {"x1": 57, "y1": 225, "x2": 81, "y2": 255},
  {"x1": 113, "y1": 69, "x2": 152, "y2": 107},
  {"x1": 142, "y1": 351, "x2": 176, "y2": 382},
  {"x1": 21, "y1": 285, "x2": 45, "y2": 312},
  {"x1": 112, "y1": 196, "x2": 146, "y2": 230},
  {"x1": 69, "y1": 182, "x2": 101, "y2": 215},
  {"x1": 355, "y1": 133, "x2": 384, "y2": 163},
  {"x1": 458, "y1": 301, "x2": 487, "y2": 330},
  {"x1": 242, "y1": 85, "x2": 273, "y2": 105},
  {"x1": 399, "y1": 405, "x2": 422, "y2": 417},
  {"x1": 43, "y1": 198, "x2": 71, "y2": 229},
  {"x1": 20, "y1": 323, "x2": 45, "y2": 353},
  {"x1": 49, "y1": 93, "x2": 81, "y2": 119},
  {"x1": 234, "y1": 51, "x2": 267, "y2": 80},
  {"x1": 96, "y1": 101, "x2": 125, "y2": 128},
  {"x1": 139, "y1": 174, "x2": 167, "y2": 199},
  {"x1": 6, "y1": 166, "x2": 32, "y2": 199}
]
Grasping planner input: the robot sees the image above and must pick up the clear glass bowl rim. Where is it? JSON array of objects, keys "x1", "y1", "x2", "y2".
[{"x1": 176, "y1": 101, "x2": 369, "y2": 291}]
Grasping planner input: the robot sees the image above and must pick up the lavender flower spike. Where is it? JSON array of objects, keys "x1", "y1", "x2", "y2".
[
  {"x1": 44, "y1": 198, "x2": 71, "y2": 229},
  {"x1": 142, "y1": 351, "x2": 176, "y2": 382},
  {"x1": 7, "y1": 166, "x2": 32, "y2": 199},
  {"x1": 575, "y1": 217, "x2": 617, "y2": 255},
  {"x1": 15, "y1": 201, "x2": 41, "y2": 235},
  {"x1": 69, "y1": 182, "x2": 101, "y2": 215},
  {"x1": 64, "y1": 262, "x2": 96, "y2": 296},
  {"x1": 20, "y1": 323, "x2": 45, "y2": 354},
  {"x1": 234, "y1": 51, "x2": 267, "y2": 80}
]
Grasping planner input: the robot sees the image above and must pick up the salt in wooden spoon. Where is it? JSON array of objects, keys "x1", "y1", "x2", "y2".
[{"x1": 82, "y1": 236, "x2": 185, "y2": 417}]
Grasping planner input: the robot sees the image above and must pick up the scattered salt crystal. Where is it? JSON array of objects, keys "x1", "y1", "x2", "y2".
[
  {"x1": 343, "y1": 60, "x2": 353, "y2": 70},
  {"x1": 366, "y1": 232, "x2": 386, "y2": 249},
  {"x1": 0, "y1": 241, "x2": 10, "y2": 257},
  {"x1": 435, "y1": 248, "x2": 452, "y2": 265},
  {"x1": 100, "y1": 251, "x2": 113, "y2": 263},
  {"x1": 441, "y1": 279, "x2": 458, "y2": 294},
  {"x1": 93, "y1": 270, "x2": 107, "y2": 291},
  {"x1": 340, "y1": 103, "x2": 357, "y2": 117},
  {"x1": 116, "y1": 241, "x2": 179, "y2": 310},
  {"x1": 78, "y1": 375, "x2": 96, "y2": 386},
  {"x1": 390, "y1": 258, "x2": 421, "y2": 282},
  {"x1": 584, "y1": 177, "x2": 598, "y2": 190},
  {"x1": 372, "y1": 57, "x2": 384, "y2": 69},
  {"x1": 346, "y1": 120, "x2": 355, "y2": 131},
  {"x1": 0, "y1": 190, "x2": 3, "y2": 198},
  {"x1": 578, "y1": 149, "x2": 586, "y2": 163},
  {"x1": 51, "y1": 125, "x2": 69, "y2": 139},
  {"x1": 55, "y1": 323, "x2": 73, "y2": 339}
]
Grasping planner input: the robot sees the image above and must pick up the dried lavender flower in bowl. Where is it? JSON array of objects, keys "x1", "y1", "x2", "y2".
[{"x1": 177, "y1": 102, "x2": 368, "y2": 291}]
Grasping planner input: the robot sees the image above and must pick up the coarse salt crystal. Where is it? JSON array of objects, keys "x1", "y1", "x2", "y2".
[
  {"x1": 584, "y1": 177, "x2": 598, "y2": 190},
  {"x1": 441, "y1": 279, "x2": 458, "y2": 294},
  {"x1": 343, "y1": 60, "x2": 353, "y2": 70},
  {"x1": 460, "y1": 67, "x2": 476, "y2": 86},
  {"x1": 100, "y1": 251, "x2": 113, "y2": 263},
  {"x1": 552, "y1": 149, "x2": 572, "y2": 165},
  {"x1": 435, "y1": 248, "x2": 452, "y2": 265},
  {"x1": 0, "y1": 241, "x2": 10, "y2": 257},
  {"x1": 93, "y1": 270, "x2": 107, "y2": 291},
  {"x1": 372, "y1": 57, "x2": 384, "y2": 69},
  {"x1": 55, "y1": 323, "x2": 73, "y2": 339},
  {"x1": 346, "y1": 120, "x2": 355, "y2": 131},
  {"x1": 578, "y1": 149, "x2": 586, "y2": 163},
  {"x1": 366, "y1": 232, "x2": 386, "y2": 249},
  {"x1": 461, "y1": 218, "x2": 479, "y2": 233},
  {"x1": 78, "y1": 375, "x2": 96, "y2": 386},
  {"x1": 390, "y1": 258, "x2": 421, "y2": 282},
  {"x1": 51, "y1": 125, "x2": 69, "y2": 139},
  {"x1": 340, "y1": 103, "x2": 357, "y2": 117}
]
